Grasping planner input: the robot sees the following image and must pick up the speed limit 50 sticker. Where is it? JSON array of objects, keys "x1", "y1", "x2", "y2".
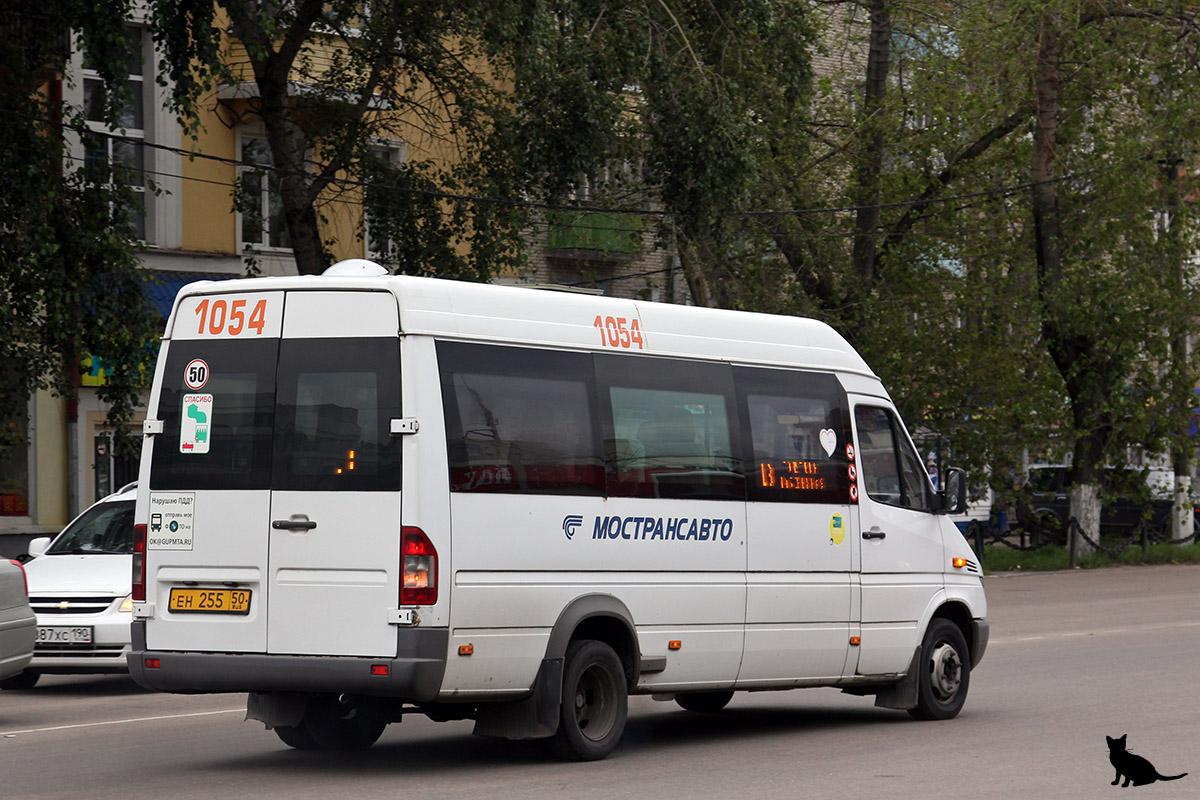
[
  {"x1": 184, "y1": 359, "x2": 209, "y2": 390},
  {"x1": 173, "y1": 291, "x2": 283, "y2": 340}
]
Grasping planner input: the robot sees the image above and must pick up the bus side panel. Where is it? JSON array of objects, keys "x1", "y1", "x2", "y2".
[{"x1": 441, "y1": 495, "x2": 747, "y2": 695}]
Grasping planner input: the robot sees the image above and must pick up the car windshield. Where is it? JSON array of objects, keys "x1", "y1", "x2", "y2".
[{"x1": 47, "y1": 500, "x2": 135, "y2": 555}]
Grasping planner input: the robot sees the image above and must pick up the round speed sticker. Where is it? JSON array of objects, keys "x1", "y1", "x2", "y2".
[{"x1": 184, "y1": 359, "x2": 209, "y2": 390}]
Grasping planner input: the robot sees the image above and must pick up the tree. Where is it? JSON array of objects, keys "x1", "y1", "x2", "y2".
[
  {"x1": 152, "y1": 1, "x2": 818, "y2": 282},
  {"x1": 1020, "y1": 2, "x2": 1200, "y2": 551},
  {"x1": 714, "y1": 1, "x2": 1200, "y2": 553},
  {"x1": 0, "y1": 4, "x2": 159, "y2": 469}
]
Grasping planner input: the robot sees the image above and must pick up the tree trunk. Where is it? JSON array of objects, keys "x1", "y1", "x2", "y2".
[
  {"x1": 851, "y1": 0, "x2": 891, "y2": 286},
  {"x1": 1171, "y1": 466, "x2": 1193, "y2": 542},
  {"x1": 679, "y1": 244, "x2": 716, "y2": 308},
  {"x1": 237, "y1": 0, "x2": 332, "y2": 276},
  {"x1": 1162, "y1": 159, "x2": 1195, "y2": 542},
  {"x1": 1030, "y1": 13, "x2": 1102, "y2": 553},
  {"x1": 1069, "y1": 482, "x2": 1100, "y2": 557}
]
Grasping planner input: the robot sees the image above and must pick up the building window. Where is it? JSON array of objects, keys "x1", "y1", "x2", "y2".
[
  {"x1": 363, "y1": 140, "x2": 406, "y2": 262},
  {"x1": 81, "y1": 25, "x2": 147, "y2": 241},
  {"x1": 0, "y1": 413, "x2": 29, "y2": 519},
  {"x1": 240, "y1": 134, "x2": 289, "y2": 249}
]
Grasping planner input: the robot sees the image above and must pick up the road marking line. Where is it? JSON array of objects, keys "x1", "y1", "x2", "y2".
[
  {"x1": 991, "y1": 619, "x2": 1200, "y2": 646},
  {"x1": 1, "y1": 708, "x2": 243, "y2": 737}
]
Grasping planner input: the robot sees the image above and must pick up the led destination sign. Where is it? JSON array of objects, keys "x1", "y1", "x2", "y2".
[{"x1": 759, "y1": 460, "x2": 826, "y2": 491}]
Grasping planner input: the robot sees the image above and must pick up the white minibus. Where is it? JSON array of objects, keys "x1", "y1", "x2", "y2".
[{"x1": 129, "y1": 259, "x2": 987, "y2": 760}]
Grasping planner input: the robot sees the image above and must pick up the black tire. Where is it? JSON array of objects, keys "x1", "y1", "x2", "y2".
[
  {"x1": 0, "y1": 670, "x2": 40, "y2": 690},
  {"x1": 547, "y1": 639, "x2": 628, "y2": 761},
  {"x1": 274, "y1": 724, "x2": 319, "y2": 750},
  {"x1": 675, "y1": 691, "x2": 734, "y2": 713},
  {"x1": 908, "y1": 618, "x2": 971, "y2": 721},
  {"x1": 301, "y1": 696, "x2": 387, "y2": 751}
]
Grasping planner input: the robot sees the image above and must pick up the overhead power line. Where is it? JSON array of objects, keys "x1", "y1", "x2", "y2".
[{"x1": 0, "y1": 105, "x2": 1106, "y2": 223}]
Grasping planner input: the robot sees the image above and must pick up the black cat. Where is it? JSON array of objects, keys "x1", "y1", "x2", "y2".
[{"x1": 1107, "y1": 734, "x2": 1188, "y2": 787}]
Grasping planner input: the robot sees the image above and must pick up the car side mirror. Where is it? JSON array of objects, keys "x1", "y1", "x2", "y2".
[
  {"x1": 26, "y1": 536, "x2": 51, "y2": 559},
  {"x1": 940, "y1": 468, "x2": 967, "y2": 515}
]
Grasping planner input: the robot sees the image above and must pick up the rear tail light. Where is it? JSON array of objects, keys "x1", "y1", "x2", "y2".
[
  {"x1": 400, "y1": 527, "x2": 437, "y2": 605},
  {"x1": 8, "y1": 559, "x2": 27, "y2": 595},
  {"x1": 132, "y1": 524, "x2": 147, "y2": 602}
]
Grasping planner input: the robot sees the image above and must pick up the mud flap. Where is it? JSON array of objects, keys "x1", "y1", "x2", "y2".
[
  {"x1": 246, "y1": 691, "x2": 308, "y2": 729},
  {"x1": 873, "y1": 647, "x2": 921, "y2": 710},
  {"x1": 472, "y1": 657, "x2": 563, "y2": 740}
]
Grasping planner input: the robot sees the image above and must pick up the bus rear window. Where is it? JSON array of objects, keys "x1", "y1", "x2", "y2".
[{"x1": 149, "y1": 339, "x2": 278, "y2": 490}]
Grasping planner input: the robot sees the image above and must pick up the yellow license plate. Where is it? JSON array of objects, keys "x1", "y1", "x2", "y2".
[{"x1": 168, "y1": 588, "x2": 252, "y2": 615}]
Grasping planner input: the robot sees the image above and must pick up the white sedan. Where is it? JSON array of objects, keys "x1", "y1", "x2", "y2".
[{"x1": 1, "y1": 483, "x2": 136, "y2": 689}]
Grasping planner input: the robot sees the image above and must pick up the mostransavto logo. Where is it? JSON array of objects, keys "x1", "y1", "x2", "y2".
[
  {"x1": 562, "y1": 515, "x2": 584, "y2": 540},
  {"x1": 561, "y1": 514, "x2": 735, "y2": 543}
]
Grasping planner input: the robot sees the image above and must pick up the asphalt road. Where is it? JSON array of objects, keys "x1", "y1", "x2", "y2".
[{"x1": 3, "y1": 564, "x2": 1199, "y2": 800}]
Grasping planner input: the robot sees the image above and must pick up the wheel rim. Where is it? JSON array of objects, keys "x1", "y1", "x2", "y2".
[
  {"x1": 573, "y1": 662, "x2": 619, "y2": 742},
  {"x1": 928, "y1": 642, "x2": 962, "y2": 701}
]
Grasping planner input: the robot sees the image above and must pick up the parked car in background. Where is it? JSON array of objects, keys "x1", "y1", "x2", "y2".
[
  {"x1": 1019, "y1": 465, "x2": 1196, "y2": 536},
  {"x1": 1, "y1": 483, "x2": 136, "y2": 689},
  {"x1": 0, "y1": 558, "x2": 36, "y2": 682}
]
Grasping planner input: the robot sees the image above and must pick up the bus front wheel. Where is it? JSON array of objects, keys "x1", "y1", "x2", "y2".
[{"x1": 908, "y1": 618, "x2": 971, "y2": 721}]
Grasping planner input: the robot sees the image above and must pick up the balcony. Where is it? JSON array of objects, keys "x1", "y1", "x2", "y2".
[{"x1": 546, "y1": 210, "x2": 643, "y2": 262}]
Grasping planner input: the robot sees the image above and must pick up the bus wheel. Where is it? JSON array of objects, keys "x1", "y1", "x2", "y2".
[
  {"x1": 274, "y1": 724, "x2": 319, "y2": 750},
  {"x1": 0, "y1": 670, "x2": 39, "y2": 690},
  {"x1": 547, "y1": 639, "x2": 628, "y2": 761},
  {"x1": 302, "y1": 696, "x2": 387, "y2": 750},
  {"x1": 675, "y1": 691, "x2": 733, "y2": 712},
  {"x1": 908, "y1": 618, "x2": 970, "y2": 721}
]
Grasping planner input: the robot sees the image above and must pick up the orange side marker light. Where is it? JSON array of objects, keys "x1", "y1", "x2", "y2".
[
  {"x1": 668, "y1": 640, "x2": 682, "y2": 651},
  {"x1": 952, "y1": 557, "x2": 967, "y2": 569},
  {"x1": 849, "y1": 636, "x2": 861, "y2": 646},
  {"x1": 459, "y1": 644, "x2": 474, "y2": 656}
]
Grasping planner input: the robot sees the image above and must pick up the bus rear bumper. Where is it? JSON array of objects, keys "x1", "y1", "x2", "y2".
[{"x1": 127, "y1": 622, "x2": 448, "y2": 700}]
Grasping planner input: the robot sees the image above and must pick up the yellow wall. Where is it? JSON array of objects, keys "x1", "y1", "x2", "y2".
[
  {"x1": 180, "y1": 107, "x2": 238, "y2": 254},
  {"x1": 34, "y1": 391, "x2": 69, "y2": 531},
  {"x1": 171, "y1": 19, "x2": 473, "y2": 266}
]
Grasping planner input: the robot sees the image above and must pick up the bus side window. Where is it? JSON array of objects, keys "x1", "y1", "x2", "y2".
[
  {"x1": 596, "y1": 355, "x2": 744, "y2": 501},
  {"x1": 437, "y1": 342, "x2": 606, "y2": 496},
  {"x1": 734, "y1": 366, "x2": 852, "y2": 505},
  {"x1": 853, "y1": 405, "x2": 931, "y2": 512}
]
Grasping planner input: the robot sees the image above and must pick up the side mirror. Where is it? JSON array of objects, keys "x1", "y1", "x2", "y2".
[
  {"x1": 940, "y1": 468, "x2": 968, "y2": 515},
  {"x1": 26, "y1": 536, "x2": 51, "y2": 559}
]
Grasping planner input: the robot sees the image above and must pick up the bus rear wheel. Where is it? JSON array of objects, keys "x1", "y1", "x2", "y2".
[
  {"x1": 547, "y1": 639, "x2": 628, "y2": 761},
  {"x1": 301, "y1": 696, "x2": 387, "y2": 750},
  {"x1": 274, "y1": 724, "x2": 318, "y2": 750}
]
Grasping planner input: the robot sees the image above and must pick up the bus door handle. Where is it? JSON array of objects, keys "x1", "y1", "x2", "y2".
[
  {"x1": 862, "y1": 529, "x2": 886, "y2": 540},
  {"x1": 272, "y1": 517, "x2": 317, "y2": 531}
]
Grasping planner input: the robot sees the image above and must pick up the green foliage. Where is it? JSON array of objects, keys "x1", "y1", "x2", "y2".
[
  {"x1": 151, "y1": 1, "x2": 816, "y2": 278},
  {"x1": 0, "y1": 6, "x2": 159, "y2": 457},
  {"x1": 981, "y1": 541, "x2": 1200, "y2": 573},
  {"x1": 720, "y1": 1, "x2": 1200, "y2": 503}
]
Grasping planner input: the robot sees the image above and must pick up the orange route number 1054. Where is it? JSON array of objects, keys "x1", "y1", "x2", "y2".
[
  {"x1": 193, "y1": 298, "x2": 269, "y2": 337},
  {"x1": 593, "y1": 315, "x2": 645, "y2": 350}
]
